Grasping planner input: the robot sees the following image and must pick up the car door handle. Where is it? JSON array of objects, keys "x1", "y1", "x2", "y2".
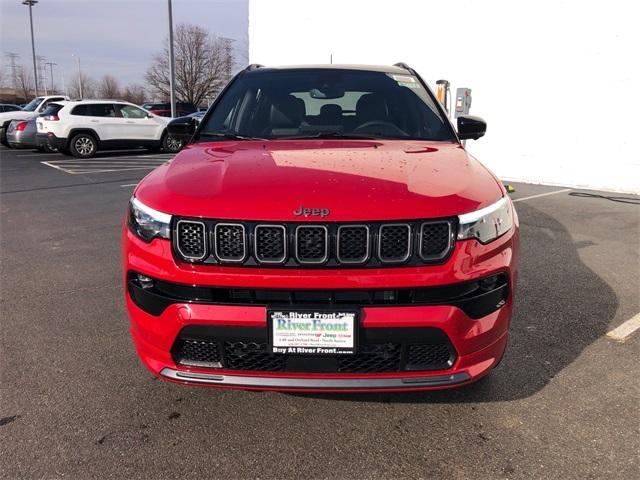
[
  {"x1": 90, "y1": 119, "x2": 99, "y2": 123},
  {"x1": 126, "y1": 121, "x2": 135, "y2": 124}
]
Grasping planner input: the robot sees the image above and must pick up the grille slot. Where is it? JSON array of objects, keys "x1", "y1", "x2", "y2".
[
  {"x1": 224, "y1": 341, "x2": 286, "y2": 371},
  {"x1": 176, "y1": 220, "x2": 207, "y2": 260},
  {"x1": 378, "y1": 224, "x2": 411, "y2": 262},
  {"x1": 406, "y1": 343, "x2": 453, "y2": 370},
  {"x1": 295, "y1": 225, "x2": 328, "y2": 264},
  {"x1": 214, "y1": 223, "x2": 246, "y2": 262},
  {"x1": 255, "y1": 225, "x2": 287, "y2": 263},
  {"x1": 420, "y1": 222, "x2": 452, "y2": 259},
  {"x1": 337, "y1": 225, "x2": 369, "y2": 264},
  {"x1": 175, "y1": 339, "x2": 221, "y2": 368},
  {"x1": 337, "y1": 343, "x2": 401, "y2": 373}
]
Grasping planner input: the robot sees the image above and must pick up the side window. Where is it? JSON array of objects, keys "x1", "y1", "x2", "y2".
[
  {"x1": 71, "y1": 105, "x2": 89, "y2": 116},
  {"x1": 117, "y1": 105, "x2": 148, "y2": 119},
  {"x1": 88, "y1": 104, "x2": 117, "y2": 117}
]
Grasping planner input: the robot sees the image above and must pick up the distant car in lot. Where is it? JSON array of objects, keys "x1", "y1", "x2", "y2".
[
  {"x1": 5, "y1": 118, "x2": 56, "y2": 152},
  {"x1": 36, "y1": 100, "x2": 183, "y2": 158},
  {"x1": 141, "y1": 102, "x2": 197, "y2": 118},
  {"x1": 0, "y1": 95, "x2": 69, "y2": 146},
  {"x1": 187, "y1": 110, "x2": 205, "y2": 123},
  {"x1": 0, "y1": 104, "x2": 22, "y2": 113}
]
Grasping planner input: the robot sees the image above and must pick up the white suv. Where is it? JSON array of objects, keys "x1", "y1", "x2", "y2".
[
  {"x1": 36, "y1": 100, "x2": 183, "y2": 158},
  {"x1": 0, "y1": 95, "x2": 69, "y2": 147}
]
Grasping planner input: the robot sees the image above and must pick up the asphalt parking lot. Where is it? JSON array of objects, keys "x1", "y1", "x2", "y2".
[{"x1": 1, "y1": 145, "x2": 638, "y2": 479}]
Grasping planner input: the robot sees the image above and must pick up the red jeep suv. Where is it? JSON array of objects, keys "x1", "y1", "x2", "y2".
[{"x1": 123, "y1": 64, "x2": 519, "y2": 392}]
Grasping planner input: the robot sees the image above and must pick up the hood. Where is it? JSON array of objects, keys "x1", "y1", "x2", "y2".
[
  {"x1": 135, "y1": 140, "x2": 504, "y2": 221},
  {"x1": 0, "y1": 110, "x2": 33, "y2": 123}
]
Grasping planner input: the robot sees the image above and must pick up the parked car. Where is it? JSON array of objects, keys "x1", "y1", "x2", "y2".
[
  {"x1": 0, "y1": 95, "x2": 69, "y2": 146},
  {"x1": 6, "y1": 118, "x2": 56, "y2": 152},
  {"x1": 123, "y1": 63, "x2": 519, "y2": 392},
  {"x1": 0, "y1": 104, "x2": 22, "y2": 113},
  {"x1": 36, "y1": 100, "x2": 183, "y2": 158},
  {"x1": 141, "y1": 102, "x2": 197, "y2": 117},
  {"x1": 147, "y1": 108, "x2": 193, "y2": 118}
]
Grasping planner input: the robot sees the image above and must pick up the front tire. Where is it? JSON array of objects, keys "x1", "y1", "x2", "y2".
[
  {"x1": 162, "y1": 133, "x2": 183, "y2": 154},
  {"x1": 69, "y1": 133, "x2": 97, "y2": 158}
]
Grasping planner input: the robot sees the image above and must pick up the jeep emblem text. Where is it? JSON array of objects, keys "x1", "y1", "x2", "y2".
[{"x1": 293, "y1": 205, "x2": 330, "y2": 218}]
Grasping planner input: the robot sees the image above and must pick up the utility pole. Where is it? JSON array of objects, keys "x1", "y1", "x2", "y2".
[
  {"x1": 6, "y1": 53, "x2": 19, "y2": 89},
  {"x1": 72, "y1": 54, "x2": 83, "y2": 98},
  {"x1": 22, "y1": 0, "x2": 39, "y2": 97},
  {"x1": 45, "y1": 62, "x2": 57, "y2": 93},
  {"x1": 36, "y1": 55, "x2": 46, "y2": 95},
  {"x1": 167, "y1": 0, "x2": 176, "y2": 117}
]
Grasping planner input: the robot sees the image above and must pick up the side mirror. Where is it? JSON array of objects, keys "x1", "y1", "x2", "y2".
[
  {"x1": 457, "y1": 115, "x2": 486, "y2": 140},
  {"x1": 167, "y1": 116, "x2": 197, "y2": 142}
]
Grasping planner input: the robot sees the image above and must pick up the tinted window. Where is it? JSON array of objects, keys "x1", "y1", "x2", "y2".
[
  {"x1": 41, "y1": 104, "x2": 64, "y2": 116},
  {"x1": 199, "y1": 69, "x2": 453, "y2": 141},
  {"x1": 72, "y1": 104, "x2": 117, "y2": 117}
]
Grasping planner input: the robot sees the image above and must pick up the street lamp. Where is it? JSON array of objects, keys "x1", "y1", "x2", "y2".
[
  {"x1": 22, "y1": 0, "x2": 39, "y2": 97},
  {"x1": 167, "y1": 0, "x2": 176, "y2": 117},
  {"x1": 72, "y1": 54, "x2": 83, "y2": 98}
]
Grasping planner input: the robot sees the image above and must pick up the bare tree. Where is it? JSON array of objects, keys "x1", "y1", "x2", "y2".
[
  {"x1": 15, "y1": 65, "x2": 34, "y2": 100},
  {"x1": 122, "y1": 83, "x2": 146, "y2": 105},
  {"x1": 68, "y1": 72, "x2": 96, "y2": 99},
  {"x1": 145, "y1": 23, "x2": 234, "y2": 106},
  {"x1": 98, "y1": 74, "x2": 121, "y2": 99}
]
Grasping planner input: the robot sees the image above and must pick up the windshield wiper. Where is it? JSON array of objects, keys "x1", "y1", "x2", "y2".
[
  {"x1": 198, "y1": 131, "x2": 266, "y2": 141},
  {"x1": 278, "y1": 132, "x2": 378, "y2": 140}
]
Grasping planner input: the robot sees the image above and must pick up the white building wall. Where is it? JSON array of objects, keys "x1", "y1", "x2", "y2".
[{"x1": 248, "y1": 0, "x2": 639, "y2": 194}]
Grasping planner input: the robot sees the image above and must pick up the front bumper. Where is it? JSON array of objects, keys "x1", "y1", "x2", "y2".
[{"x1": 123, "y1": 221, "x2": 518, "y2": 392}]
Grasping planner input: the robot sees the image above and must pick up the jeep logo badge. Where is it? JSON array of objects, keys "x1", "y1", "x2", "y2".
[{"x1": 293, "y1": 205, "x2": 330, "y2": 218}]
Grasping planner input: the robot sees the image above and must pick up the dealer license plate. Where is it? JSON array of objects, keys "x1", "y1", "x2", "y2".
[{"x1": 268, "y1": 310, "x2": 357, "y2": 355}]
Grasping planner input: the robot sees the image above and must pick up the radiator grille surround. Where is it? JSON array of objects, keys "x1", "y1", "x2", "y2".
[
  {"x1": 173, "y1": 218, "x2": 456, "y2": 267},
  {"x1": 175, "y1": 220, "x2": 207, "y2": 261},
  {"x1": 254, "y1": 225, "x2": 287, "y2": 263},
  {"x1": 214, "y1": 223, "x2": 246, "y2": 262}
]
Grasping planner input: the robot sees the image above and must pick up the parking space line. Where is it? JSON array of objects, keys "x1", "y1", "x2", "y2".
[
  {"x1": 513, "y1": 188, "x2": 572, "y2": 203},
  {"x1": 120, "y1": 183, "x2": 138, "y2": 187},
  {"x1": 63, "y1": 167, "x2": 162, "y2": 174},
  {"x1": 606, "y1": 313, "x2": 640, "y2": 342}
]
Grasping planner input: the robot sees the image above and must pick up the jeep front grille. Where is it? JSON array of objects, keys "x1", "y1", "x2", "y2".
[{"x1": 173, "y1": 218, "x2": 455, "y2": 267}]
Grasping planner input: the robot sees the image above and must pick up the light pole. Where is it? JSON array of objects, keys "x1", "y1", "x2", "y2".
[
  {"x1": 22, "y1": 0, "x2": 39, "y2": 97},
  {"x1": 167, "y1": 0, "x2": 176, "y2": 117},
  {"x1": 45, "y1": 62, "x2": 57, "y2": 93}
]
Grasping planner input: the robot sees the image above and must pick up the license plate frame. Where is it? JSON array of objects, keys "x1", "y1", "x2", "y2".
[{"x1": 267, "y1": 309, "x2": 358, "y2": 355}]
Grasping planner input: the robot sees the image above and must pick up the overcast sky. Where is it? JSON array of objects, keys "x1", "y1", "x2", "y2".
[{"x1": 0, "y1": 0, "x2": 248, "y2": 89}]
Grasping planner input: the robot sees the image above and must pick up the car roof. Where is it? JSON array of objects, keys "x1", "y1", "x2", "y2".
[
  {"x1": 53, "y1": 99, "x2": 134, "y2": 106},
  {"x1": 246, "y1": 64, "x2": 413, "y2": 75}
]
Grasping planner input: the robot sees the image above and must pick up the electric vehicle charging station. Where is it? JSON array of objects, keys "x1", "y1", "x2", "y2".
[{"x1": 454, "y1": 87, "x2": 472, "y2": 118}]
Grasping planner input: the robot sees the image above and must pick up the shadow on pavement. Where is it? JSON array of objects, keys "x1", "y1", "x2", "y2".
[{"x1": 291, "y1": 202, "x2": 618, "y2": 403}]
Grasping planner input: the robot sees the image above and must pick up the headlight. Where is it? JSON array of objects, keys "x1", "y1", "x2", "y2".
[
  {"x1": 458, "y1": 197, "x2": 513, "y2": 244},
  {"x1": 128, "y1": 197, "x2": 171, "y2": 242}
]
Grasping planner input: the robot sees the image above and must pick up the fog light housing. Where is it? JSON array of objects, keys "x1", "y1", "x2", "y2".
[{"x1": 137, "y1": 274, "x2": 154, "y2": 289}]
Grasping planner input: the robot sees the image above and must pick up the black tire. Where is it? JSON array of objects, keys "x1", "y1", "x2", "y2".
[
  {"x1": 0, "y1": 127, "x2": 9, "y2": 147},
  {"x1": 162, "y1": 133, "x2": 183, "y2": 153},
  {"x1": 69, "y1": 133, "x2": 97, "y2": 158}
]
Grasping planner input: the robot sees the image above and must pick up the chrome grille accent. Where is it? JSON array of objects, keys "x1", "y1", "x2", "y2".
[
  {"x1": 378, "y1": 224, "x2": 411, "y2": 263},
  {"x1": 176, "y1": 220, "x2": 207, "y2": 260},
  {"x1": 295, "y1": 225, "x2": 328, "y2": 264},
  {"x1": 214, "y1": 223, "x2": 246, "y2": 262},
  {"x1": 337, "y1": 225, "x2": 370, "y2": 264},
  {"x1": 419, "y1": 221, "x2": 452, "y2": 260},
  {"x1": 255, "y1": 225, "x2": 287, "y2": 263}
]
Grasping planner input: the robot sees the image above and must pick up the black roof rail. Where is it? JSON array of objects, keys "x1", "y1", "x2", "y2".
[{"x1": 246, "y1": 64, "x2": 264, "y2": 71}]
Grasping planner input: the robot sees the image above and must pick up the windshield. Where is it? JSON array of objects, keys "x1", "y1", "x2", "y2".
[
  {"x1": 22, "y1": 97, "x2": 44, "y2": 112},
  {"x1": 197, "y1": 69, "x2": 454, "y2": 141}
]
